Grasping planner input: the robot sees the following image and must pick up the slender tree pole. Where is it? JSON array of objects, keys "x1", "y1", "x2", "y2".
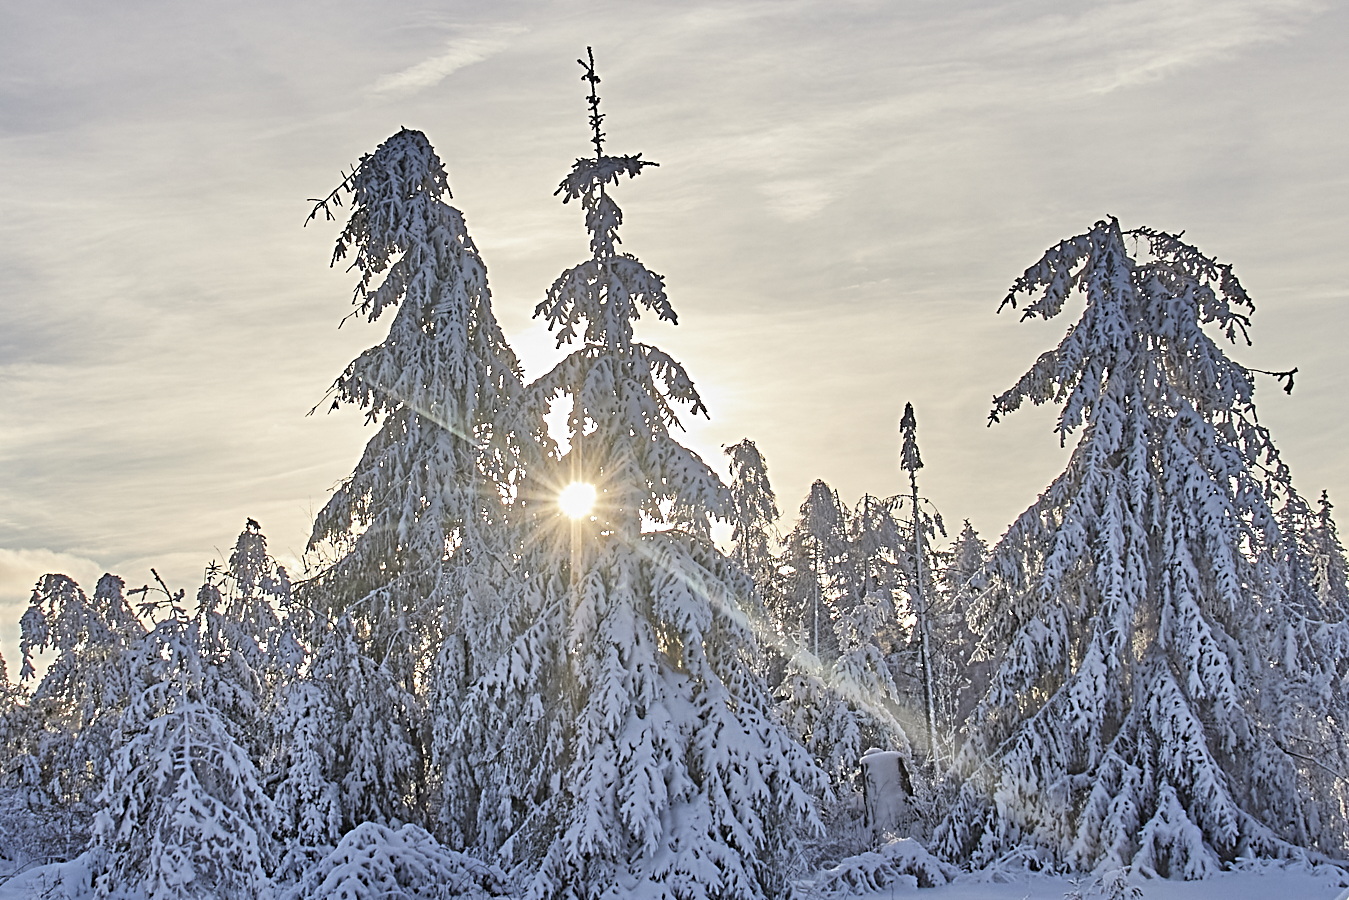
[{"x1": 901, "y1": 402, "x2": 940, "y2": 767}]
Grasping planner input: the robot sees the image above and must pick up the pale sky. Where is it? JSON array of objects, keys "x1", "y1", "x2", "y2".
[{"x1": 3, "y1": 0, "x2": 1347, "y2": 672}]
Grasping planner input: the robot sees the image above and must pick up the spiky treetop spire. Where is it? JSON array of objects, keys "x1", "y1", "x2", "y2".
[
  {"x1": 549, "y1": 49, "x2": 659, "y2": 265},
  {"x1": 580, "y1": 46, "x2": 605, "y2": 158},
  {"x1": 900, "y1": 401, "x2": 923, "y2": 489}
]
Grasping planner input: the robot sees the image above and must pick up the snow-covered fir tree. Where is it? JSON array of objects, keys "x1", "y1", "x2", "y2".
[
  {"x1": 9, "y1": 574, "x2": 145, "y2": 857},
  {"x1": 0, "y1": 650, "x2": 37, "y2": 866},
  {"x1": 776, "y1": 489, "x2": 914, "y2": 790},
  {"x1": 723, "y1": 439, "x2": 790, "y2": 685},
  {"x1": 475, "y1": 50, "x2": 826, "y2": 900},
  {"x1": 937, "y1": 218, "x2": 1347, "y2": 877},
  {"x1": 305, "y1": 126, "x2": 524, "y2": 694},
  {"x1": 891, "y1": 403, "x2": 946, "y2": 765},
  {"x1": 1304, "y1": 492, "x2": 1349, "y2": 618},
  {"x1": 269, "y1": 678, "x2": 344, "y2": 880},
  {"x1": 303, "y1": 616, "x2": 422, "y2": 833},
  {"x1": 1256, "y1": 489, "x2": 1349, "y2": 855},
  {"x1": 195, "y1": 520, "x2": 299, "y2": 766},
  {"x1": 303, "y1": 127, "x2": 530, "y2": 845},
  {"x1": 780, "y1": 480, "x2": 852, "y2": 663},
  {"x1": 724, "y1": 439, "x2": 782, "y2": 594},
  {"x1": 91, "y1": 607, "x2": 275, "y2": 900},
  {"x1": 933, "y1": 519, "x2": 989, "y2": 754}
]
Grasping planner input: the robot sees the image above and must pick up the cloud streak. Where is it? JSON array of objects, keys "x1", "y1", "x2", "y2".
[{"x1": 370, "y1": 25, "x2": 526, "y2": 97}]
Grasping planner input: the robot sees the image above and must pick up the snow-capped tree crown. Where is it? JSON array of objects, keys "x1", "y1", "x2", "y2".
[
  {"x1": 900, "y1": 402, "x2": 923, "y2": 480},
  {"x1": 318, "y1": 127, "x2": 522, "y2": 440},
  {"x1": 725, "y1": 439, "x2": 781, "y2": 577},
  {"x1": 990, "y1": 218, "x2": 1273, "y2": 448}
]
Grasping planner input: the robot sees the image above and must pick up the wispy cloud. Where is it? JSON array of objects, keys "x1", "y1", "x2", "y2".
[
  {"x1": 758, "y1": 178, "x2": 836, "y2": 222},
  {"x1": 968, "y1": 0, "x2": 1327, "y2": 95},
  {"x1": 370, "y1": 25, "x2": 526, "y2": 97}
]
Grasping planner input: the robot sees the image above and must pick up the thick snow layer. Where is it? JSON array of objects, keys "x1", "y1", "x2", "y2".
[
  {"x1": 3, "y1": 860, "x2": 1345, "y2": 900},
  {"x1": 843, "y1": 867, "x2": 1348, "y2": 900}
]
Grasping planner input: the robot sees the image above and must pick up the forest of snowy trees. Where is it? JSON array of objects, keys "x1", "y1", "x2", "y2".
[{"x1": 1, "y1": 54, "x2": 1347, "y2": 900}]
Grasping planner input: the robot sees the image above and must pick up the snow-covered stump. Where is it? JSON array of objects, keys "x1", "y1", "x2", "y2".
[{"x1": 861, "y1": 748, "x2": 915, "y2": 836}]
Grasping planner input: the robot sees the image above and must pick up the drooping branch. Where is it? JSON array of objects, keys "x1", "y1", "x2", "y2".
[
  {"x1": 1251, "y1": 366, "x2": 1298, "y2": 395},
  {"x1": 304, "y1": 163, "x2": 362, "y2": 226}
]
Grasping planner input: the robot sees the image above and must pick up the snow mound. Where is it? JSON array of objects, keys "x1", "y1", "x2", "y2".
[
  {"x1": 282, "y1": 822, "x2": 508, "y2": 900},
  {"x1": 815, "y1": 837, "x2": 958, "y2": 895}
]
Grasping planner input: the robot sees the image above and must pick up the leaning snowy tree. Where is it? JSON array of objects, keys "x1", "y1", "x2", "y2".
[
  {"x1": 304, "y1": 127, "x2": 525, "y2": 693},
  {"x1": 936, "y1": 218, "x2": 1348, "y2": 877},
  {"x1": 303, "y1": 128, "x2": 529, "y2": 837},
  {"x1": 490, "y1": 50, "x2": 825, "y2": 900}
]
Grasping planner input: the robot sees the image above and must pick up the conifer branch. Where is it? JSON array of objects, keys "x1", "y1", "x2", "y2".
[
  {"x1": 305, "y1": 163, "x2": 361, "y2": 225},
  {"x1": 1251, "y1": 366, "x2": 1298, "y2": 394}
]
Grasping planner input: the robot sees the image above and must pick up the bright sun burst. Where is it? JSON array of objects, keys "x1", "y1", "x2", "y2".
[{"x1": 558, "y1": 482, "x2": 597, "y2": 520}]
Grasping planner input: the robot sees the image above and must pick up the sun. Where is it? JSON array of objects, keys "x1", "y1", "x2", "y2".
[{"x1": 558, "y1": 482, "x2": 597, "y2": 520}]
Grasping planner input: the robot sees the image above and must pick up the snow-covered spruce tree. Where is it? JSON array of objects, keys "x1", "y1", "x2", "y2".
[
  {"x1": 503, "y1": 50, "x2": 824, "y2": 900},
  {"x1": 1256, "y1": 489, "x2": 1349, "y2": 855},
  {"x1": 841, "y1": 495, "x2": 920, "y2": 751},
  {"x1": 934, "y1": 520, "x2": 989, "y2": 754},
  {"x1": 890, "y1": 403, "x2": 947, "y2": 766},
  {"x1": 0, "y1": 651, "x2": 37, "y2": 866},
  {"x1": 196, "y1": 520, "x2": 299, "y2": 765},
  {"x1": 724, "y1": 439, "x2": 790, "y2": 685},
  {"x1": 777, "y1": 491, "x2": 914, "y2": 791},
  {"x1": 301, "y1": 615, "x2": 422, "y2": 833},
  {"x1": 1302, "y1": 492, "x2": 1349, "y2": 619},
  {"x1": 779, "y1": 480, "x2": 853, "y2": 663},
  {"x1": 269, "y1": 677, "x2": 344, "y2": 880},
  {"x1": 11, "y1": 573, "x2": 145, "y2": 856},
  {"x1": 305, "y1": 127, "x2": 524, "y2": 694},
  {"x1": 92, "y1": 607, "x2": 275, "y2": 900},
  {"x1": 304, "y1": 128, "x2": 528, "y2": 842},
  {"x1": 724, "y1": 439, "x2": 782, "y2": 596},
  {"x1": 936, "y1": 218, "x2": 1342, "y2": 876}
]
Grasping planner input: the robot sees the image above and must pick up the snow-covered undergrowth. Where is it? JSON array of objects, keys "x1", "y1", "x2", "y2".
[
  {"x1": 814, "y1": 837, "x2": 960, "y2": 894},
  {"x1": 282, "y1": 822, "x2": 509, "y2": 900}
]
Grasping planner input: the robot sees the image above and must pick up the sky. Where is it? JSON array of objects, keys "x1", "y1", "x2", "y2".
[{"x1": 2, "y1": 0, "x2": 1347, "y2": 672}]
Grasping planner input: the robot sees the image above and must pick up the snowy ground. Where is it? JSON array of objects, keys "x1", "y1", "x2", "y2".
[
  {"x1": 848, "y1": 868, "x2": 1349, "y2": 900},
  {"x1": 2, "y1": 864, "x2": 1346, "y2": 900}
]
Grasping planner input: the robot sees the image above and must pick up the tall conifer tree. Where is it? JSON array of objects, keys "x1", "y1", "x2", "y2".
[
  {"x1": 937, "y1": 219, "x2": 1345, "y2": 876},
  {"x1": 306, "y1": 128, "x2": 524, "y2": 689},
  {"x1": 507, "y1": 50, "x2": 824, "y2": 900}
]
